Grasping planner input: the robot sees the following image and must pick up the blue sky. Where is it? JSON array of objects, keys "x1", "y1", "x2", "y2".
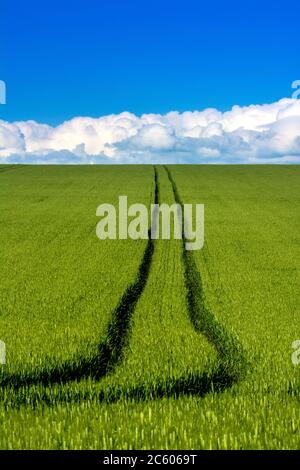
[
  {"x1": 1, "y1": 0, "x2": 299, "y2": 125},
  {"x1": 1, "y1": 0, "x2": 300, "y2": 165}
]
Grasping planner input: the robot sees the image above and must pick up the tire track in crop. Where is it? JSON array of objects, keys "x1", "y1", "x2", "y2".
[
  {"x1": 1, "y1": 165, "x2": 247, "y2": 404},
  {"x1": 163, "y1": 165, "x2": 248, "y2": 388},
  {"x1": 0, "y1": 168, "x2": 159, "y2": 388}
]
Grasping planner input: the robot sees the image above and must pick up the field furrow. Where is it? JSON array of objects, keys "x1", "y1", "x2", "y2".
[
  {"x1": 0, "y1": 167, "x2": 157, "y2": 389},
  {"x1": 164, "y1": 165, "x2": 248, "y2": 388},
  {"x1": 0, "y1": 166, "x2": 153, "y2": 380}
]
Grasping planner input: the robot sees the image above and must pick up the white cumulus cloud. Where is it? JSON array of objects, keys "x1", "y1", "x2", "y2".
[{"x1": 1, "y1": 98, "x2": 300, "y2": 164}]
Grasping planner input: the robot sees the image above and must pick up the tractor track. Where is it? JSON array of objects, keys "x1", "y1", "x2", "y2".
[
  {"x1": 164, "y1": 165, "x2": 248, "y2": 386},
  {"x1": 0, "y1": 167, "x2": 159, "y2": 389},
  {"x1": 0, "y1": 165, "x2": 248, "y2": 405}
]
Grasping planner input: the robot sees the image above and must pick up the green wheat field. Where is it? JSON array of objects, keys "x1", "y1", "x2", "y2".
[{"x1": 0, "y1": 164, "x2": 299, "y2": 449}]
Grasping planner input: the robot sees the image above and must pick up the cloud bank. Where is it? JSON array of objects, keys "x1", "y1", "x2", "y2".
[{"x1": 1, "y1": 98, "x2": 300, "y2": 164}]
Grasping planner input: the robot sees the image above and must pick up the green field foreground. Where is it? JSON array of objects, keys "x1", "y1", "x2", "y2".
[{"x1": 0, "y1": 164, "x2": 299, "y2": 449}]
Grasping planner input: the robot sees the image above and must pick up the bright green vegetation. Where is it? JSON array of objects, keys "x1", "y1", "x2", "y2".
[
  {"x1": 0, "y1": 165, "x2": 153, "y2": 375},
  {"x1": 0, "y1": 164, "x2": 299, "y2": 449}
]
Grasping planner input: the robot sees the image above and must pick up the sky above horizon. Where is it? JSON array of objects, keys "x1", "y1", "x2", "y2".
[
  {"x1": 1, "y1": 0, "x2": 300, "y2": 164},
  {"x1": 1, "y1": 0, "x2": 299, "y2": 124}
]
